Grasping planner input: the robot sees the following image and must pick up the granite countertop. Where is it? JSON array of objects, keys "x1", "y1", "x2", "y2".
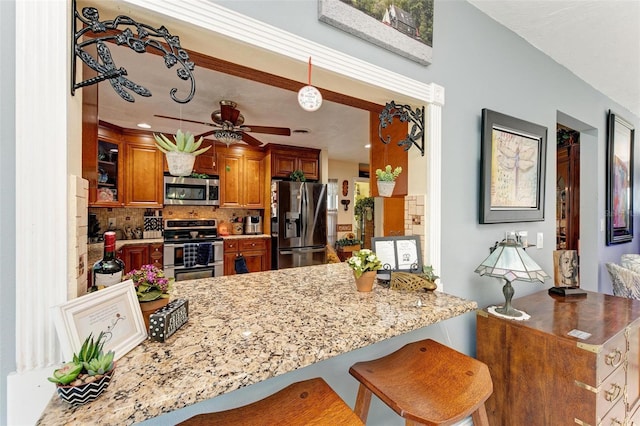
[{"x1": 37, "y1": 263, "x2": 477, "y2": 425}]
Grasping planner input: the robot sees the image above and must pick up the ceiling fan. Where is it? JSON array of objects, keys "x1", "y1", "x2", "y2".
[{"x1": 155, "y1": 100, "x2": 291, "y2": 147}]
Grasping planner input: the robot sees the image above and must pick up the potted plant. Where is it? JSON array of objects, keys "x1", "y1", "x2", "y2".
[
  {"x1": 290, "y1": 170, "x2": 306, "y2": 182},
  {"x1": 153, "y1": 129, "x2": 211, "y2": 176},
  {"x1": 421, "y1": 265, "x2": 439, "y2": 291},
  {"x1": 347, "y1": 249, "x2": 383, "y2": 292},
  {"x1": 375, "y1": 165, "x2": 402, "y2": 197},
  {"x1": 354, "y1": 196, "x2": 374, "y2": 223},
  {"x1": 123, "y1": 264, "x2": 174, "y2": 329},
  {"x1": 48, "y1": 332, "x2": 115, "y2": 405}
]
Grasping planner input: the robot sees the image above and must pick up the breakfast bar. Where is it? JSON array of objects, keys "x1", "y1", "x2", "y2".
[{"x1": 37, "y1": 263, "x2": 477, "y2": 425}]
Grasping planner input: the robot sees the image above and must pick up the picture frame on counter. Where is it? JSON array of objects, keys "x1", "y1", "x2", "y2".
[
  {"x1": 479, "y1": 109, "x2": 547, "y2": 224},
  {"x1": 51, "y1": 280, "x2": 147, "y2": 362},
  {"x1": 372, "y1": 236, "x2": 423, "y2": 280}
]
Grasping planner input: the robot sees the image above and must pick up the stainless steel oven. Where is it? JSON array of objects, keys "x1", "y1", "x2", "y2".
[{"x1": 163, "y1": 219, "x2": 224, "y2": 281}]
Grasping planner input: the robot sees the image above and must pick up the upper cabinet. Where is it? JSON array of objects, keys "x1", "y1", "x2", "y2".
[
  {"x1": 220, "y1": 145, "x2": 265, "y2": 208},
  {"x1": 267, "y1": 144, "x2": 321, "y2": 181},
  {"x1": 193, "y1": 140, "x2": 219, "y2": 176},
  {"x1": 123, "y1": 130, "x2": 163, "y2": 208},
  {"x1": 84, "y1": 123, "x2": 163, "y2": 208}
]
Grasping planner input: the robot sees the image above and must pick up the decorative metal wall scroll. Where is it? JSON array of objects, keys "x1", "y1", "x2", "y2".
[
  {"x1": 378, "y1": 101, "x2": 425, "y2": 156},
  {"x1": 71, "y1": 0, "x2": 195, "y2": 103}
]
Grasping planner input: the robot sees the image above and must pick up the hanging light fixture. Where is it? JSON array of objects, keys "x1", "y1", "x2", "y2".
[{"x1": 214, "y1": 130, "x2": 243, "y2": 147}]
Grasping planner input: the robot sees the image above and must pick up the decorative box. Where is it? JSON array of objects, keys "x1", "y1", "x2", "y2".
[{"x1": 149, "y1": 298, "x2": 189, "y2": 342}]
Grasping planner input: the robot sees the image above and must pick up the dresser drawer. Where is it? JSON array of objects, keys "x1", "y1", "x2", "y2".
[
  {"x1": 596, "y1": 330, "x2": 627, "y2": 384},
  {"x1": 576, "y1": 363, "x2": 625, "y2": 423}
]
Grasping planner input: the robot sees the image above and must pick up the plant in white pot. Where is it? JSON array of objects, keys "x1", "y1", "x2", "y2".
[
  {"x1": 375, "y1": 165, "x2": 402, "y2": 197},
  {"x1": 153, "y1": 129, "x2": 211, "y2": 176}
]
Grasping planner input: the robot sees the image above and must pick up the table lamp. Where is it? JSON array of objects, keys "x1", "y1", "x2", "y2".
[{"x1": 475, "y1": 232, "x2": 548, "y2": 318}]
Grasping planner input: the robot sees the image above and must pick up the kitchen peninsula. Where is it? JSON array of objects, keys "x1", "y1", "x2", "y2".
[{"x1": 37, "y1": 263, "x2": 476, "y2": 425}]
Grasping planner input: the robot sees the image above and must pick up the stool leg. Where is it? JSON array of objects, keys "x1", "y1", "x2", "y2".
[
  {"x1": 471, "y1": 403, "x2": 489, "y2": 426},
  {"x1": 354, "y1": 383, "x2": 373, "y2": 423}
]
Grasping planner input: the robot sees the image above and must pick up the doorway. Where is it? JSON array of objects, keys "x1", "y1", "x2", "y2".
[{"x1": 556, "y1": 124, "x2": 580, "y2": 251}]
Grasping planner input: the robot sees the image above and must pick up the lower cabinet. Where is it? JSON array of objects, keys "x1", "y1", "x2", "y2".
[
  {"x1": 224, "y1": 238, "x2": 269, "y2": 275},
  {"x1": 476, "y1": 290, "x2": 640, "y2": 425},
  {"x1": 117, "y1": 242, "x2": 163, "y2": 274}
]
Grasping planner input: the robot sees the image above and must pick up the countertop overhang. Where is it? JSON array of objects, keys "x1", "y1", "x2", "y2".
[{"x1": 37, "y1": 263, "x2": 476, "y2": 425}]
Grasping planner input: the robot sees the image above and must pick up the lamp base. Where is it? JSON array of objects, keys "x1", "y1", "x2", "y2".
[{"x1": 488, "y1": 305, "x2": 530, "y2": 320}]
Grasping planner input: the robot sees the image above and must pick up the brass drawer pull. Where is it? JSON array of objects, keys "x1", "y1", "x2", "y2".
[
  {"x1": 604, "y1": 383, "x2": 621, "y2": 402},
  {"x1": 605, "y1": 348, "x2": 623, "y2": 367},
  {"x1": 609, "y1": 418, "x2": 623, "y2": 426}
]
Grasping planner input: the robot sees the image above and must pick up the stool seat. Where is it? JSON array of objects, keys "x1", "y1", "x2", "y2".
[
  {"x1": 178, "y1": 377, "x2": 363, "y2": 426},
  {"x1": 349, "y1": 339, "x2": 492, "y2": 425}
]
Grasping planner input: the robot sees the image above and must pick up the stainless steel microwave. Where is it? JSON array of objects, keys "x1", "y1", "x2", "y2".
[{"x1": 163, "y1": 176, "x2": 220, "y2": 206}]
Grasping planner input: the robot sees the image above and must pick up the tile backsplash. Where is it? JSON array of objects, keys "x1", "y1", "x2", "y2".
[{"x1": 89, "y1": 206, "x2": 261, "y2": 238}]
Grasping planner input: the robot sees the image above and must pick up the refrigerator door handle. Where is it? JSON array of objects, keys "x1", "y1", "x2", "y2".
[{"x1": 280, "y1": 247, "x2": 326, "y2": 255}]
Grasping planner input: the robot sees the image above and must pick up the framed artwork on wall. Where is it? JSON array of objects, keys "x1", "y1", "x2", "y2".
[
  {"x1": 606, "y1": 110, "x2": 635, "y2": 245},
  {"x1": 479, "y1": 109, "x2": 548, "y2": 223},
  {"x1": 318, "y1": 0, "x2": 433, "y2": 65}
]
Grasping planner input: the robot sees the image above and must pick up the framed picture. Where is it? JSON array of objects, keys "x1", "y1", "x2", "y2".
[
  {"x1": 371, "y1": 236, "x2": 422, "y2": 280},
  {"x1": 553, "y1": 250, "x2": 579, "y2": 287},
  {"x1": 318, "y1": 0, "x2": 433, "y2": 65},
  {"x1": 51, "y1": 280, "x2": 147, "y2": 362},
  {"x1": 480, "y1": 109, "x2": 548, "y2": 223},
  {"x1": 606, "y1": 110, "x2": 635, "y2": 245}
]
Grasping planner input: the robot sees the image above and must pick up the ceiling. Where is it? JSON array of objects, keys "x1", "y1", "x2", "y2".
[
  {"x1": 468, "y1": 0, "x2": 640, "y2": 120},
  {"x1": 98, "y1": 1, "x2": 639, "y2": 164}
]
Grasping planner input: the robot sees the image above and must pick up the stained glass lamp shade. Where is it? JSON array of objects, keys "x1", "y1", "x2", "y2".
[{"x1": 475, "y1": 235, "x2": 548, "y2": 317}]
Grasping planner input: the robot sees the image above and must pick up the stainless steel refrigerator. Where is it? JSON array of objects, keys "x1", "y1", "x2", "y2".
[{"x1": 271, "y1": 181, "x2": 327, "y2": 269}]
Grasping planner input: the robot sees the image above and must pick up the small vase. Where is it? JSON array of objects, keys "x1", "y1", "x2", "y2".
[
  {"x1": 165, "y1": 151, "x2": 196, "y2": 176},
  {"x1": 377, "y1": 180, "x2": 396, "y2": 197},
  {"x1": 354, "y1": 271, "x2": 377, "y2": 292},
  {"x1": 56, "y1": 368, "x2": 115, "y2": 405},
  {"x1": 140, "y1": 298, "x2": 170, "y2": 331}
]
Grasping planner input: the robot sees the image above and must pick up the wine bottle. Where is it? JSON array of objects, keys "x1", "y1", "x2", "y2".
[{"x1": 92, "y1": 231, "x2": 125, "y2": 290}]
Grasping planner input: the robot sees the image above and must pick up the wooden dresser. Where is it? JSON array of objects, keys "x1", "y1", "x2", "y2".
[{"x1": 476, "y1": 290, "x2": 640, "y2": 425}]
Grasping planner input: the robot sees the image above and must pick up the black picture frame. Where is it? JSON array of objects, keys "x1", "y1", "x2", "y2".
[
  {"x1": 606, "y1": 110, "x2": 635, "y2": 245},
  {"x1": 371, "y1": 236, "x2": 423, "y2": 281},
  {"x1": 480, "y1": 109, "x2": 548, "y2": 223}
]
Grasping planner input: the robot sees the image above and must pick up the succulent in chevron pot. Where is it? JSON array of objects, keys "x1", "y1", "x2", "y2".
[{"x1": 48, "y1": 332, "x2": 116, "y2": 405}]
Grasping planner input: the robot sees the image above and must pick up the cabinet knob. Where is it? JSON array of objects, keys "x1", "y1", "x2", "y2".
[
  {"x1": 605, "y1": 348, "x2": 623, "y2": 368},
  {"x1": 604, "y1": 383, "x2": 622, "y2": 402}
]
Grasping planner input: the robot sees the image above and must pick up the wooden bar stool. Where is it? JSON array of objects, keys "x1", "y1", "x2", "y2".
[
  {"x1": 178, "y1": 377, "x2": 363, "y2": 425},
  {"x1": 349, "y1": 339, "x2": 492, "y2": 425}
]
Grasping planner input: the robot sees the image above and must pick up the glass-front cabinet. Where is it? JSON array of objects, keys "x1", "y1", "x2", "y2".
[{"x1": 97, "y1": 140, "x2": 121, "y2": 204}]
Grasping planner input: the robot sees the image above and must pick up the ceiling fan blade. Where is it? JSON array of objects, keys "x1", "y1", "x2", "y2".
[
  {"x1": 240, "y1": 132, "x2": 263, "y2": 147},
  {"x1": 154, "y1": 114, "x2": 216, "y2": 128},
  {"x1": 242, "y1": 125, "x2": 291, "y2": 136},
  {"x1": 194, "y1": 129, "x2": 218, "y2": 139}
]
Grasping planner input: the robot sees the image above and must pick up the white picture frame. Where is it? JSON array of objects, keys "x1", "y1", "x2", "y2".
[{"x1": 51, "y1": 280, "x2": 147, "y2": 361}]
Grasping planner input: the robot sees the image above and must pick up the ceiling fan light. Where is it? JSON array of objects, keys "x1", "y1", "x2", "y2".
[{"x1": 214, "y1": 130, "x2": 243, "y2": 147}]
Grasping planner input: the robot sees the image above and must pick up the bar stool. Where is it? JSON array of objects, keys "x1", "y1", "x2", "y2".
[
  {"x1": 178, "y1": 377, "x2": 363, "y2": 425},
  {"x1": 349, "y1": 339, "x2": 493, "y2": 425}
]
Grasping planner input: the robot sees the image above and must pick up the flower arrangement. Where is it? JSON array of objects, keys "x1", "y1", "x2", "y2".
[
  {"x1": 347, "y1": 249, "x2": 383, "y2": 278},
  {"x1": 375, "y1": 165, "x2": 402, "y2": 182},
  {"x1": 123, "y1": 264, "x2": 173, "y2": 302}
]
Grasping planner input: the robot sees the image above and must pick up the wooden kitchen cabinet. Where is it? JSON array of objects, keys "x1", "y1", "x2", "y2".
[
  {"x1": 476, "y1": 290, "x2": 640, "y2": 425},
  {"x1": 117, "y1": 244, "x2": 150, "y2": 274},
  {"x1": 268, "y1": 144, "x2": 320, "y2": 181},
  {"x1": 192, "y1": 140, "x2": 219, "y2": 176},
  {"x1": 124, "y1": 136, "x2": 164, "y2": 208},
  {"x1": 223, "y1": 238, "x2": 269, "y2": 275},
  {"x1": 220, "y1": 146, "x2": 264, "y2": 208},
  {"x1": 117, "y1": 242, "x2": 163, "y2": 274}
]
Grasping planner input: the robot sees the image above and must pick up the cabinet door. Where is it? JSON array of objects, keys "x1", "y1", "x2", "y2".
[
  {"x1": 243, "y1": 153, "x2": 264, "y2": 208},
  {"x1": 243, "y1": 252, "x2": 264, "y2": 273},
  {"x1": 125, "y1": 142, "x2": 163, "y2": 207},
  {"x1": 91, "y1": 138, "x2": 124, "y2": 207},
  {"x1": 272, "y1": 153, "x2": 297, "y2": 178},
  {"x1": 224, "y1": 252, "x2": 238, "y2": 276},
  {"x1": 193, "y1": 141, "x2": 218, "y2": 175},
  {"x1": 299, "y1": 157, "x2": 319, "y2": 181},
  {"x1": 118, "y1": 244, "x2": 150, "y2": 274},
  {"x1": 221, "y1": 153, "x2": 242, "y2": 207}
]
